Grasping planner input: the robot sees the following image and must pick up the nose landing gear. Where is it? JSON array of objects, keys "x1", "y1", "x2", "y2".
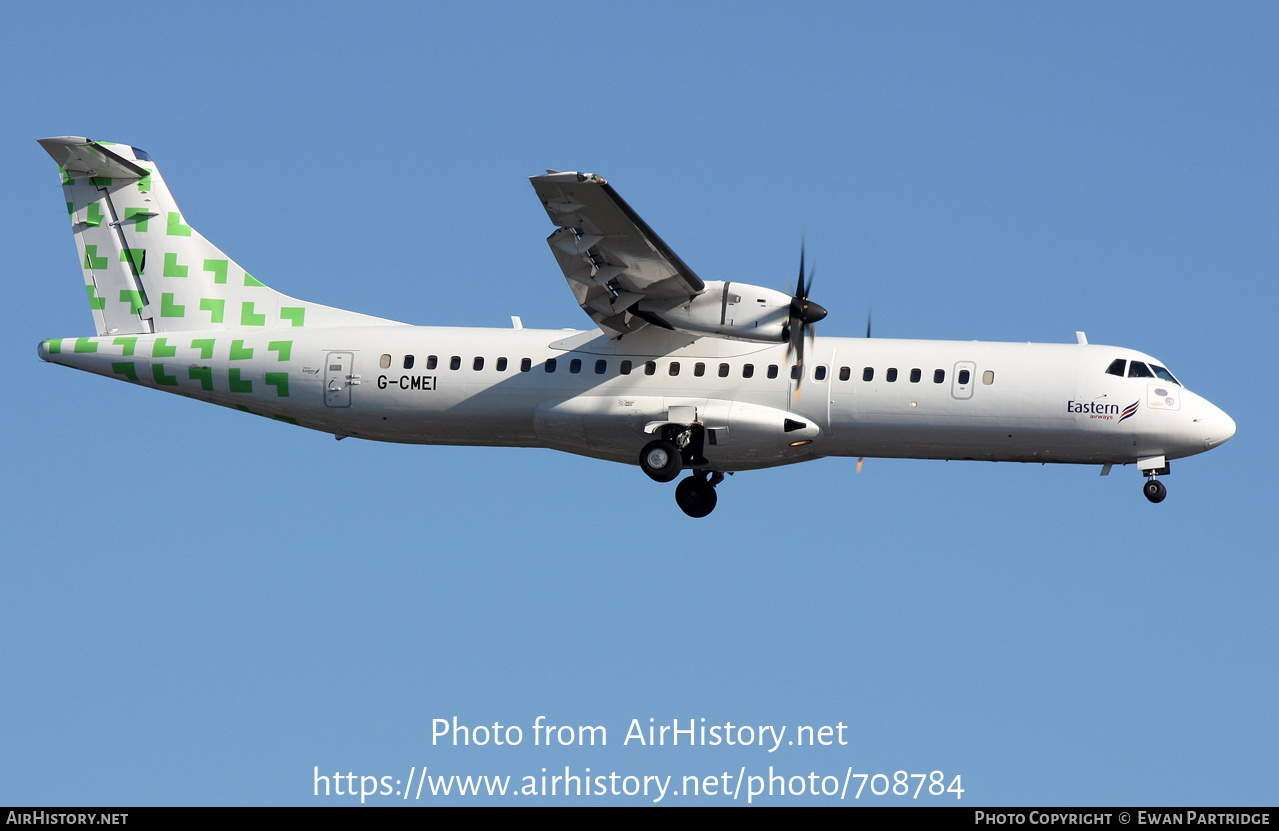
[{"x1": 1139, "y1": 458, "x2": 1171, "y2": 504}]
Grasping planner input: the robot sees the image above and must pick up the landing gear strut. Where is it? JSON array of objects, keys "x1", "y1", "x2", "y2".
[
  {"x1": 675, "y1": 471, "x2": 723, "y2": 518},
  {"x1": 639, "y1": 422, "x2": 707, "y2": 484},
  {"x1": 641, "y1": 424, "x2": 720, "y2": 515},
  {"x1": 1141, "y1": 460, "x2": 1170, "y2": 504}
]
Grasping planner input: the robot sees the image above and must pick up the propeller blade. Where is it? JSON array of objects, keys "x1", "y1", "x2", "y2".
[
  {"x1": 795, "y1": 241, "x2": 807, "y2": 299},
  {"x1": 785, "y1": 240, "x2": 826, "y2": 402}
]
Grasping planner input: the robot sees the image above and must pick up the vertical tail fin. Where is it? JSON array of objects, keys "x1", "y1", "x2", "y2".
[{"x1": 39, "y1": 137, "x2": 401, "y2": 335}]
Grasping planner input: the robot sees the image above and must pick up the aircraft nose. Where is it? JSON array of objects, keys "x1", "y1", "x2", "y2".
[{"x1": 1202, "y1": 402, "x2": 1236, "y2": 449}]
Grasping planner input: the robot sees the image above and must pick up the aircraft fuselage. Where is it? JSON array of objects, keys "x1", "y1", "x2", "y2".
[{"x1": 38, "y1": 325, "x2": 1235, "y2": 473}]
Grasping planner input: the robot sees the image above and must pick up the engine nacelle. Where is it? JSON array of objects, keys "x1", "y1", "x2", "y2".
[{"x1": 641, "y1": 281, "x2": 792, "y2": 343}]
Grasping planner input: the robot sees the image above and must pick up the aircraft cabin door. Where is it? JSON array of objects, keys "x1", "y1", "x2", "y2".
[{"x1": 324, "y1": 352, "x2": 356, "y2": 408}]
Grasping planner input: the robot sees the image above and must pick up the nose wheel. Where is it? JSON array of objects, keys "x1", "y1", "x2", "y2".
[
  {"x1": 1143, "y1": 478, "x2": 1167, "y2": 503},
  {"x1": 675, "y1": 471, "x2": 722, "y2": 518}
]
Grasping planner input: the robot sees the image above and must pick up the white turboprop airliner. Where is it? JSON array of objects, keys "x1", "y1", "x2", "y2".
[{"x1": 37, "y1": 137, "x2": 1235, "y2": 517}]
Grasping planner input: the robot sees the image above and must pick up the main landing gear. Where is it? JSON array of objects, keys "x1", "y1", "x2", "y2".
[
  {"x1": 639, "y1": 426, "x2": 724, "y2": 517},
  {"x1": 639, "y1": 438, "x2": 682, "y2": 483},
  {"x1": 675, "y1": 471, "x2": 724, "y2": 518}
]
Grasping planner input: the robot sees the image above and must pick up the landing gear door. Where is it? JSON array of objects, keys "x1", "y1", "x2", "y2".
[
  {"x1": 324, "y1": 352, "x2": 355, "y2": 408},
  {"x1": 952, "y1": 361, "x2": 976, "y2": 400}
]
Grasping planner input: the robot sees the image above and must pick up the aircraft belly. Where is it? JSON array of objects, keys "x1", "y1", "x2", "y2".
[
  {"x1": 534, "y1": 396, "x2": 658, "y2": 463},
  {"x1": 826, "y1": 385, "x2": 1125, "y2": 463},
  {"x1": 832, "y1": 415, "x2": 1088, "y2": 461}
]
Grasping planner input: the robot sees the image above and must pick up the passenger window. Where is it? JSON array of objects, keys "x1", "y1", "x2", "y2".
[
  {"x1": 427, "y1": 355, "x2": 438, "y2": 370},
  {"x1": 718, "y1": 363, "x2": 730, "y2": 378},
  {"x1": 815, "y1": 366, "x2": 827, "y2": 381},
  {"x1": 790, "y1": 365, "x2": 801, "y2": 380},
  {"x1": 694, "y1": 362, "x2": 705, "y2": 377},
  {"x1": 768, "y1": 364, "x2": 779, "y2": 379},
  {"x1": 595, "y1": 359, "x2": 607, "y2": 375},
  {"x1": 982, "y1": 370, "x2": 994, "y2": 385},
  {"x1": 645, "y1": 361, "x2": 656, "y2": 376},
  {"x1": 620, "y1": 360, "x2": 632, "y2": 375},
  {"x1": 887, "y1": 368, "x2": 898, "y2": 382},
  {"x1": 473, "y1": 357, "x2": 484, "y2": 371},
  {"x1": 450, "y1": 356, "x2": 461, "y2": 371},
  {"x1": 958, "y1": 369, "x2": 971, "y2": 385},
  {"x1": 1106, "y1": 359, "x2": 1126, "y2": 377},
  {"x1": 839, "y1": 366, "x2": 850, "y2": 381},
  {"x1": 520, "y1": 358, "x2": 531, "y2": 372},
  {"x1": 1128, "y1": 361, "x2": 1154, "y2": 378},
  {"x1": 743, "y1": 364, "x2": 754, "y2": 379},
  {"x1": 496, "y1": 357, "x2": 508, "y2": 372},
  {"x1": 669, "y1": 362, "x2": 680, "y2": 376},
  {"x1": 545, "y1": 358, "x2": 557, "y2": 373},
  {"x1": 569, "y1": 358, "x2": 581, "y2": 374},
  {"x1": 404, "y1": 355, "x2": 415, "y2": 370},
  {"x1": 863, "y1": 367, "x2": 874, "y2": 382},
  {"x1": 380, "y1": 354, "x2": 391, "y2": 369},
  {"x1": 934, "y1": 369, "x2": 944, "y2": 383},
  {"x1": 910, "y1": 368, "x2": 921, "y2": 383}
]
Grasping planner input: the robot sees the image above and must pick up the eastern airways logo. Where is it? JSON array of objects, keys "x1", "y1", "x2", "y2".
[{"x1": 1067, "y1": 399, "x2": 1139, "y2": 422}]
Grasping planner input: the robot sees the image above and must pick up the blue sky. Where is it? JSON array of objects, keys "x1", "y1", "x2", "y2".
[{"x1": 3, "y1": 2, "x2": 1275, "y2": 806}]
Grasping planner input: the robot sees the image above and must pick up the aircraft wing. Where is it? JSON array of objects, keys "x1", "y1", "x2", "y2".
[{"x1": 530, "y1": 172, "x2": 705, "y2": 338}]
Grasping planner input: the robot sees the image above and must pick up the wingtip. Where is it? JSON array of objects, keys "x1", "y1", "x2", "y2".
[
  {"x1": 530, "y1": 171, "x2": 605, "y2": 185},
  {"x1": 38, "y1": 136, "x2": 92, "y2": 145}
]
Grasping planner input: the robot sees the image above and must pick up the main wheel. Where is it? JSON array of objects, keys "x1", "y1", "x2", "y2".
[
  {"x1": 1143, "y1": 479, "x2": 1167, "y2": 503},
  {"x1": 675, "y1": 475, "x2": 718, "y2": 518},
  {"x1": 639, "y1": 439, "x2": 682, "y2": 483}
]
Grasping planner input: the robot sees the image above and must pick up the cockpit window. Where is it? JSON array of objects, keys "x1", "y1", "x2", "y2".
[
  {"x1": 1150, "y1": 364, "x2": 1181, "y2": 386},
  {"x1": 1128, "y1": 361, "x2": 1154, "y2": 378},
  {"x1": 1106, "y1": 359, "x2": 1126, "y2": 377}
]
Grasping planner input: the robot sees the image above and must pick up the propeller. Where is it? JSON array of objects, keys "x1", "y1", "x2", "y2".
[{"x1": 783, "y1": 243, "x2": 827, "y2": 397}]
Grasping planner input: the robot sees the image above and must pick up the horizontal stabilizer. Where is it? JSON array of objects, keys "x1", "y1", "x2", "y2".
[{"x1": 38, "y1": 137, "x2": 148, "y2": 180}]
